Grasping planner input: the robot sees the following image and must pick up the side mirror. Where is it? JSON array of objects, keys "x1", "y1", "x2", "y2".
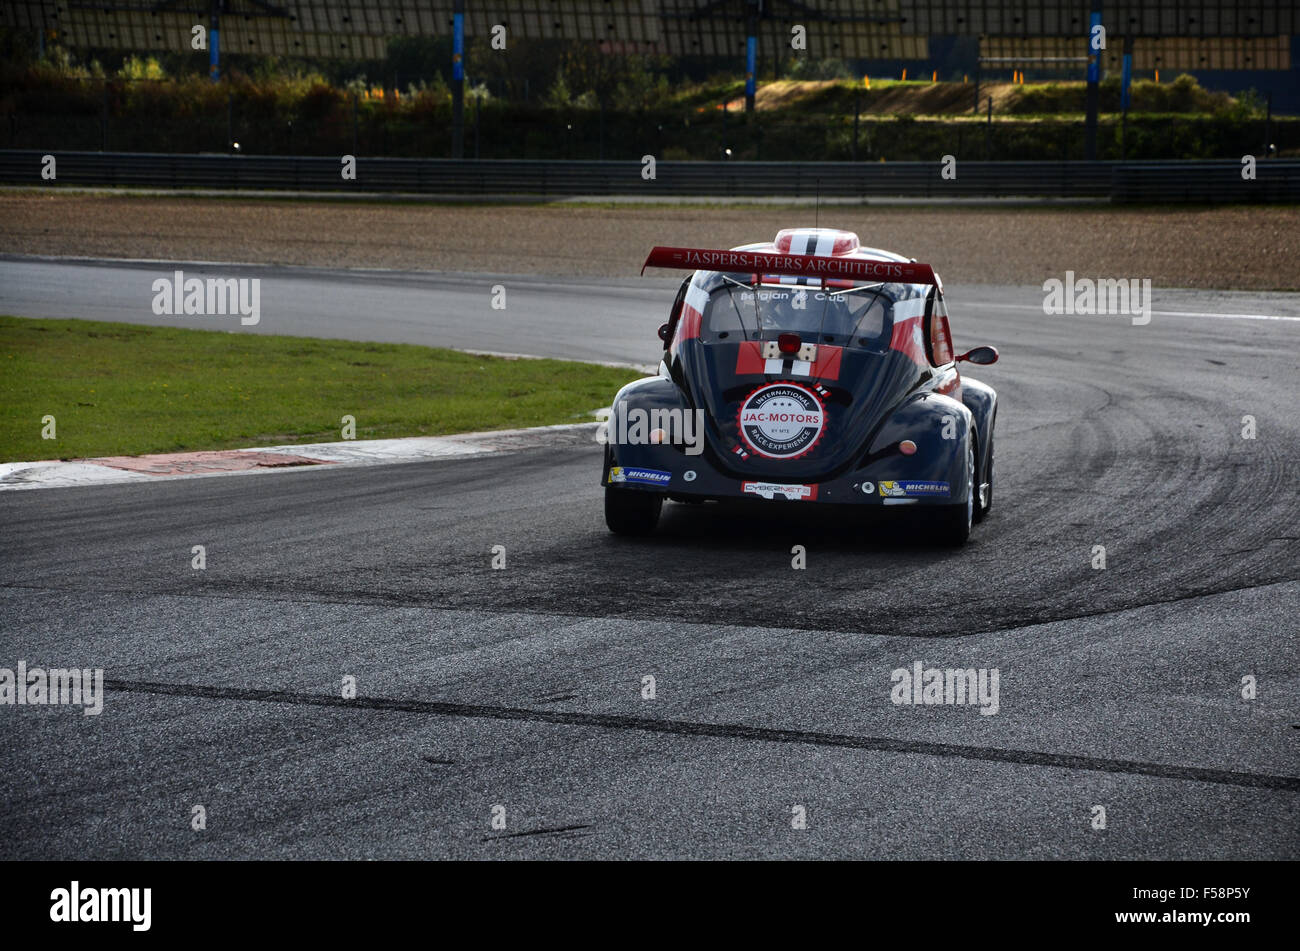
[
  {"x1": 956, "y1": 345, "x2": 999, "y2": 365},
  {"x1": 657, "y1": 322, "x2": 671, "y2": 342}
]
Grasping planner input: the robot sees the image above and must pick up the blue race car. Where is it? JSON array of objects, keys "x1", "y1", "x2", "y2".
[{"x1": 602, "y1": 227, "x2": 999, "y2": 545}]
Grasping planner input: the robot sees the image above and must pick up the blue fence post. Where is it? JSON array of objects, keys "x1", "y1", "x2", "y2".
[
  {"x1": 451, "y1": 1, "x2": 465, "y2": 158},
  {"x1": 208, "y1": 14, "x2": 219, "y2": 82},
  {"x1": 1084, "y1": 6, "x2": 1101, "y2": 159},
  {"x1": 745, "y1": 34, "x2": 757, "y2": 113},
  {"x1": 1120, "y1": 41, "x2": 1132, "y2": 159}
]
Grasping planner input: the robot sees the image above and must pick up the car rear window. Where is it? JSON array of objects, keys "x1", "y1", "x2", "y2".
[{"x1": 700, "y1": 279, "x2": 903, "y2": 352}]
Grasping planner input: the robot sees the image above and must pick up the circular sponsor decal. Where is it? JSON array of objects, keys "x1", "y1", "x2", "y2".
[
  {"x1": 861, "y1": 481, "x2": 874, "y2": 495},
  {"x1": 737, "y1": 382, "x2": 826, "y2": 460}
]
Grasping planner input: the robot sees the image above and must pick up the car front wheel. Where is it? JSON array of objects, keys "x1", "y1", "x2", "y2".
[{"x1": 975, "y1": 418, "x2": 994, "y2": 522}]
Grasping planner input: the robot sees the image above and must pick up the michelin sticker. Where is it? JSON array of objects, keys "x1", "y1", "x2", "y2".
[
  {"x1": 878, "y1": 480, "x2": 950, "y2": 498},
  {"x1": 742, "y1": 481, "x2": 819, "y2": 501},
  {"x1": 609, "y1": 466, "x2": 672, "y2": 486}
]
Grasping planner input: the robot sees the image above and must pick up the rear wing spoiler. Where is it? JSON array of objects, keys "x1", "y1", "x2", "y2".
[{"x1": 641, "y1": 246, "x2": 938, "y2": 286}]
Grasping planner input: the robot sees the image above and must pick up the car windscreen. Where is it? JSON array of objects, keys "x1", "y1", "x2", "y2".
[{"x1": 699, "y1": 277, "x2": 906, "y2": 352}]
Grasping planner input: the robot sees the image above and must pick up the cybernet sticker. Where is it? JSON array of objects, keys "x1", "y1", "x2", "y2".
[
  {"x1": 609, "y1": 466, "x2": 671, "y2": 486},
  {"x1": 878, "y1": 480, "x2": 950, "y2": 498},
  {"x1": 742, "y1": 481, "x2": 819, "y2": 501}
]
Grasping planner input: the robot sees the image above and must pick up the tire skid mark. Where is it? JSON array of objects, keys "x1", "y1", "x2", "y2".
[
  {"x1": 2, "y1": 577, "x2": 1296, "y2": 639},
  {"x1": 482, "y1": 824, "x2": 593, "y2": 842},
  {"x1": 103, "y1": 678, "x2": 1300, "y2": 792}
]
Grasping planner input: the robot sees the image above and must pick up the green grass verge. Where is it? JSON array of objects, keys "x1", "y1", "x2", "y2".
[{"x1": 0, "y1": 316, "x2": 642, "y2": 463}]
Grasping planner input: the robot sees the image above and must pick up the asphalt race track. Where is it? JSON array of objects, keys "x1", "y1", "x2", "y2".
[{"x1": 1, "y1": 256, "x2": 1298, "y2": 859}]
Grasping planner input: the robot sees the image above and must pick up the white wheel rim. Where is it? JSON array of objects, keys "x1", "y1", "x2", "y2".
[{"x1": 965, "y1": 443, "x2": 975, "y2": 528}]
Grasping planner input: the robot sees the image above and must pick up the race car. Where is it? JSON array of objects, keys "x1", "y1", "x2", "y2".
[{"x1": 601, "y1": 227, "x2": 999, "y2": 545}]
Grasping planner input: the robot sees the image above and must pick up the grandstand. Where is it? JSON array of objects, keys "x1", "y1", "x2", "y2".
[
  {"x1": 3, "y1": 1, "x2": 1296, "y2": 158},
  {"x1": 2, "y1": 2, "x2": 1289, "y2": 67},
  {"x1": 2, "y1": 1, "x2": 1295, "y2": 71}
]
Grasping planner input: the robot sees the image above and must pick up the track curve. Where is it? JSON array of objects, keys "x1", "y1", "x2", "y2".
[{"x1": 1, "y1": 258, "x2": 1296, "y2": 859}]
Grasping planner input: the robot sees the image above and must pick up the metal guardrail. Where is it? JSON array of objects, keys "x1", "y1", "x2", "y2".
[
  {"x1": 1109, "y1": 161, "x2": 1300, "y2": 203},
  {"x1": 1, "y1": 151, "x2": 1297, "y2": 202}
]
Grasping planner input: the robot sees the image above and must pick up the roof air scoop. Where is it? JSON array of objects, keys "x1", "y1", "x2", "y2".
[{"x1": 773, "y1": 228, "x2": 860, "y2": 256}]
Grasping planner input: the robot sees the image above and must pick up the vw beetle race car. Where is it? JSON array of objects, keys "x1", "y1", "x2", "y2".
[{"x1": 602, "y1": 228, "x2": 999, "y2": 545}]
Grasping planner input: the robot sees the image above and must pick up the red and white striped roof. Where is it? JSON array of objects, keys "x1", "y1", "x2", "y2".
[{"x1": 772, "y1": 228, "x2": 860, "y2": 257}]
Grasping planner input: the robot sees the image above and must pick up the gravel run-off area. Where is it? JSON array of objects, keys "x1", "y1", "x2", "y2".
[{"x1": 1, "y1": 191, "x2": 1297, "y2": 290}]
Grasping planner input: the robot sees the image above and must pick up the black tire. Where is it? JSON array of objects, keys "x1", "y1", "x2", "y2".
[
  {"x1": 605, "y1": 486, "x2": 663, "y2": 535},
  {"x1": 932, "y1": 435, "x2": 975, "y2": 546}
]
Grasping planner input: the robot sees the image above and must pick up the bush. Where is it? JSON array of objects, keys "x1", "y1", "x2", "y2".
[
  {"x1": 117, "y1": 56, "x2": 165, "y2": 81},
  {"x1": 1, "y1": 54, "x2": 1290, "y2": 160},
  {"x1": 787, "y1": 58, "x2": 851, "y2": 81}
]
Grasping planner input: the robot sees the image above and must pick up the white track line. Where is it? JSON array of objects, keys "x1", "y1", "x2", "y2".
[{"x1": 962, "y1": 301, "x2": 1300, "y2": 322}]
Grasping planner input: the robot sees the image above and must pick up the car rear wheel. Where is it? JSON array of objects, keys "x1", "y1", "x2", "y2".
[
  {"x1": 605, "y1": 486, "x2": 663, "y2": 535},
  {"x1": 932, "y1": 436, "x2": 975, "y2": 546}
]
